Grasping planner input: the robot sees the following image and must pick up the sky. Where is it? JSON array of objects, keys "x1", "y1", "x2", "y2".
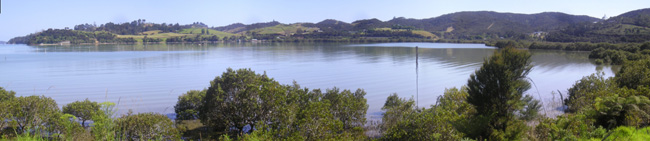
[{"x1": 0, "y1": 0, "x2": 649, "y2": 41}]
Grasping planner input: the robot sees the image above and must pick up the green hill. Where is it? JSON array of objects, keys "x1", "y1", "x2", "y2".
[
  {"x1": 248, "y1": 24, "x2": 319, "y2": 35},
  {"x1": 547, "y1": 8, "x2": 650, "y2": 43},
  {"x1": 179, "y1": 28, "x2": 237, "y2": 37}
]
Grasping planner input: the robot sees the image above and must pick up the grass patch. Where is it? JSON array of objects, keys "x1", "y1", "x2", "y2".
[
  {"x1": 250, "y1": 24, "x2": 319, "y2": 35},
  {"x1": 141, "y1": 30, "x2": 162, "y2": 35},
  {"x1": 373, "y1": 28, "x2": 438, "y2": 39},
  {"x1": 179, "y1": 28, "x2": 236, "y2": 37}
]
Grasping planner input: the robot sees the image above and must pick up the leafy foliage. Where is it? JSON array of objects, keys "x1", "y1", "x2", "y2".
[
  {"x1": 62, "y1": 99, "x2": 100, "y2": 127},
  {"x1": 91, "y1": 102, "x2": 117, "y2": 141},
  {"x1": 174, "y1": 89, "x2": 206, "y2": 120},
  {"x1": 199, "y1": 68, "x2": 286, "y2": 135},
  {"x1": 0, "y1": 87, "x2": 15, "y2": 101},
  {"x1": 565, "y1": 72, "x2": 616, "y2": 112},
  {"x1": 616, "y1": 59, "x2": 650, "y2": 88},
  {"x1": 115, "y1": 112, "x2": 180, "y2": 140},
  {"x1": 3, "y1": 95, "x2": 60, "y2": 135},
  {"x1": 534, "y1": 114, "x2": 607, "y2": 140},
  {"x1": 198, "y1": 68, "x2": 368, "y2": 140},
  {"x1": 593, "y1": 95, "x2": 650, "y2": 129},
  {"x1": 465, "y1": 47, "x2": 533, "y2": 140},
  {"x1": 380, "y1": 87, "x2": 474, "y2": 140}
]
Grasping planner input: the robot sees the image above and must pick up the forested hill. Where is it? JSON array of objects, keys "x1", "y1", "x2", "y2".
[
  {"x1": 380, "y1": 11, "x2": 600, "y2": 39},
  {"x1": 546, "y1": 8, "x2": 650, "y2": 43},
  {"x1": 9, "y1": 9, "x2": 650, "y2": 45}
]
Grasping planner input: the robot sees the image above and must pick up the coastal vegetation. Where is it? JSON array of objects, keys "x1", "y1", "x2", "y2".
[
  {"x1": 4, "y1": 43, "x2": 650, "y2": 140},
  {"x1": 4, "y1": 6, "x2": 650, "y2": 141},
  {"x1": 10, "y1": 8, "x2": 650, "y2": 46}
]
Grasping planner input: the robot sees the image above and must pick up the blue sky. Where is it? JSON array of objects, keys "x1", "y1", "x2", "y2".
[{"x1": 0, "y1": 0, "x2": 648, "y2": 41}]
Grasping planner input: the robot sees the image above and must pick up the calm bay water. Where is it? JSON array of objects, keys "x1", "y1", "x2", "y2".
[{"x1": 0, "y1": 43, "x2": 614, "y2": 118}]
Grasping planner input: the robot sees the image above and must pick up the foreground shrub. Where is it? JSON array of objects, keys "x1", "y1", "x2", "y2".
[
  {"x1": 616, "y1": 59, "x2": 650, "y2": 89},
  {"x1": 199, "y1": 68, "x2": 287, "y2": 135},
  {"x1": 0, "y1": 87, "x2": 15, "y2": 101},
  {"x1": 592, "y1": 95, "x2": 650, "y2": 129},
  {"x1": 534, "y1": 114, "x2": 606, "y2": 140},
  {"x1": 599, "y1": 126, "x2": 650, "y2": 140},
  {"x1": 198, "y1": 68, "x2": 368, "y2": 140},
  {"x1": 62, "y1": 98, "x2": 100, "y2": 127},
  {"x1": 3, "y1": 95, "x2": 60, "y2": 135},
  {"x1": 116, "y1": 112, "x2": 180, "y2": 140},
  {"x1": 91, "y1": 102, "x2": 117, "y2": 141},
  {"x1": 565, "y1": 72, "x2": 616, "y2": 113},
  {"x1": 174, "y1": 89, "x2": 206, "y2": 120},
  {"x1": 381, "y1": 87, "x2": 474, "y2": 140},
  {"x1": 0, "y1": 87, "x2": 16, "y2": 133}
]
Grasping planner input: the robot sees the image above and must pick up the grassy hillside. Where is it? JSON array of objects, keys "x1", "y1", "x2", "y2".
[
  {"x1": 249, "y1": 24, "x2": 319, "y2": 35},
  {"x1": 179, "y1": 28, "x2": 236, "y2": 37},
  {"x1": 117, "y1": 32, "x2": 189, "y2": 39},
  {"x1": 374, "y1": 28, "x2": 438, "y2": 39}
]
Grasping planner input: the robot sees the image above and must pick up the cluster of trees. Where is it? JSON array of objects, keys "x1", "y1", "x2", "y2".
[
  {"x1": 378, "y1": 47, "x2": 542, "y2": 140},
  {"x1": 175, "y1": 68, "x2": 368, "y2": 140},
  {"x1": 74, "y1": 19, "x2": 192, "y2": 35},
  {"x1": 488, "y1": 40, "x2": 650, "y2": 52},
  {"x1": 24, "y1": 29, "x2": 136, "y2": 44},
  {"x1": 0, "y1": 88, "x2": 178, "y2": 140},
  {"x1": 165, "y1": 35, "x2": 245, "y2": 43},
  {"x1": 589, "y1": 42, "x2": 650, "y2": 65},
  {"x1": 534, "y1": 56, "x2": 650, "y2": 140},
  {"x1": 377, "y1": 46, "x2": 650, "y2": 140}
]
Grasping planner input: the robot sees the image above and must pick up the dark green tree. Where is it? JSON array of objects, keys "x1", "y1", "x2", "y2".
[
  {"x1": 0, "y1": 87, "x2": 16, "y2": 101},
  {"x1": 174, "y1": 89, "x2": 206, "y2": 120},
  {"x1": 4, "y1": 95, "x2": 60, "y2": 135},
  {"x1": 322, "y1": 87, "x2": 367, "y2": 135},
  {"x1": 199, "y1": 68, "x2": 287, "y2": 135},
  {"x1": 616, "y1": 59, "x2": 650, "y2": 89},
  {"x1": 0, "y1": 87, "x2": 16, "y2": 130},
  {"x1": 465, "y1": 47, "x2": 533, "y2": 140},
  {"x1": 62, "y1": 99, "x2": 100, "y2": 127}
]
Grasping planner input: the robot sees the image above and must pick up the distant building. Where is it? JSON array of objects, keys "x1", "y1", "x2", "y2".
[{"x1": 60, "y1": 41, "x2": 71, "y2": 45}]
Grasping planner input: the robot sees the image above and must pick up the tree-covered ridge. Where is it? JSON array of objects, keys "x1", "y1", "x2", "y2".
[
  {"x1": 546, "y1": 8, "x2": 650, "y2": 43},
  {"x1": 21, "y1": 9, "x2": 650, "y2": 45}
]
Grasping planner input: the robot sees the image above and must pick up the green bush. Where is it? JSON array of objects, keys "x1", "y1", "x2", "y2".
[
  {"x1": 616, "y1": 59, "x2": 650, "y2": 89},
  {"x1": 198, "y1": 68, "x2": 368, "y2": 140},
  {"x1": 3, "y1": 95, "x2": 60, "y2": 135},
  {"x1": 592, "y1": 95, "x2": 650, "y2": 129},
  {"x1": 115, "y1": 112, "x2": 180, "y2": 140},
  {"x1": 381, "y1": 87, "x2": 474, "y2": 140},
  {"x1": 0, "y1": 87, "x2": 16, "y2": 134},
  {"x1": 62, "y1": 98, "x2": 100, "y2": 127},
  {"x1": 565, "y1": 72, "x2": 616, "y2": 112},
  {"x1": 174, "y1": 89, "x2": 206, "y2": 120},
  {"x1": 199, "y1": 68, "x2": 287, "y2": 135},
  {"x1": 534, "y1": 114, "x2": 606, "y2": 140},
  {"x1": 91, "y1": 102, "x2": 117, "y2": 141},
  {"x1": 0, "y1": 87, "x2": 15, "y2": 101}
]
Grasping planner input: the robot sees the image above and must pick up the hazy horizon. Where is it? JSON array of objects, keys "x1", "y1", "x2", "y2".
[{"x1": 1, "y1": 0, "x2": 649, "y2": 41}]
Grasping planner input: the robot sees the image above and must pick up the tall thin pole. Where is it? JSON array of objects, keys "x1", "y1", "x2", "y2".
[{"x1": 416, "y1": 46, "x2": 419, "y2": 108}]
